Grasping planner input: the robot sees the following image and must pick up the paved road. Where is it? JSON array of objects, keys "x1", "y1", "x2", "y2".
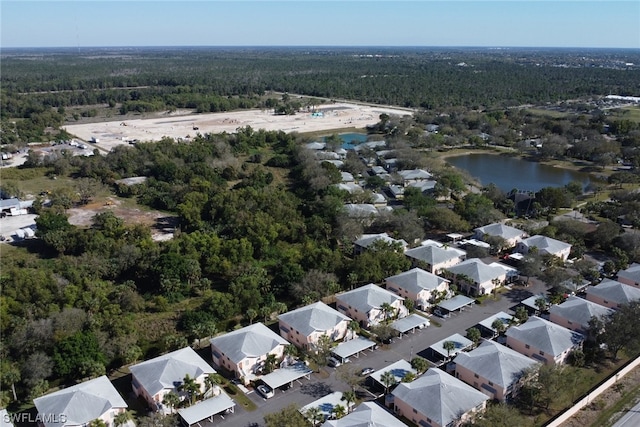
[
  {"x1": 613, "y1": 399, "x2": 640, "y2": 427},
  {"x1": 216, "y1": 279, "x2": 547, "y2": 427}
]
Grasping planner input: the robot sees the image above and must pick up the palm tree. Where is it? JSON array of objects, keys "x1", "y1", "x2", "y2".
[
  {"x1": 179, "y1": 374, "x2": 201, "y2": 406},
  {"x1": 89, "y1": 420, "x2": 106, "y2": 427},
  {"x1": 331, "y1": 404, "x2": 347, "y2": 420},
  {"x1": 162, "y1": 391, "x2": 180, "y2": 413},
  {"x1": 341, "y1": 390, "x2": 357, "y2": 413},
  {"x1": 305, "y1": 407, "x2": 324, "y2": 426},
  {"x1": 113, "y1": 411, "x2": 131, "y2": 427},
  {"x1": 204, "y1": 373, "x2": 223, "y2": 397},
  {"x1": 263, "y1": 353, "x2": 278, "y2": 374},
  {"x1": 492, "y1": 319, "x2": 507, "y2": 336},
  {"x1": 410, "y1": 357, "x2": 429, "y2": 374},
  {"x1": 380, "y1": 302, "x2": 396, "y2": 322},
  {"x1": 347, "y1": 320, "x2": 360, "y2": 340},
  {"x1": 466, "y1": 327, "x2": 481, "y2": 347},
  {"x1": 380, "y1": 370, "x2": 397, "y2": 394},
  {"x1": 442, "y1": 340, "x2": 456, "y2": 359},
  {"x1": 246, "y1": 308, "x2": 258, "y2": 325}
]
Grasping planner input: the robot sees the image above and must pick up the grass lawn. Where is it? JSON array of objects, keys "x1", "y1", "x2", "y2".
[{"x1": 609, "y1": 106, "x2": 640, "y2": 123}]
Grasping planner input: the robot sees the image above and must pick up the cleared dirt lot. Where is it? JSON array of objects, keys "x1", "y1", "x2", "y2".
[{"x1": 63, "y1": 103, "x2": 413, "y2": 151}]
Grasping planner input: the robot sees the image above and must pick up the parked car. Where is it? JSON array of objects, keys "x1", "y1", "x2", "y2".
[
  {"x1": 257, "y1": 384, "x2": 274, "y2": 399},
  {"x1": 360, "y1": 367, "x2": 375, "y2": 376},
  {"x1": 327, "y1": 356, "x2": 342, "y2": 368}
]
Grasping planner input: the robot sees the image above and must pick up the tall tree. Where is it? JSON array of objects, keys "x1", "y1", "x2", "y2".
[{"x1": 380, "y1": 370, "x2": 397, "y2": 394}]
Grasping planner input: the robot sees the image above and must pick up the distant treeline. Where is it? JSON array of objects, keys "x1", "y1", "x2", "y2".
[{"x1": 2, "y1": 48, "x2": 640, "y2": 120}]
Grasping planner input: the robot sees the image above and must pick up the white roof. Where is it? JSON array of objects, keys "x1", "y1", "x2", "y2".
[
  {"x1": 343, "y1": 204, "x2": 379, "y2": 218},
  {"x1": 438, "y1": 295, "x2": 475, "y2": 312},
  {"x1": 341, "y1": 172, "x2": 355, "y2": 182},
  {"x1": 385, "y1": 268, "x2": 449, "y2": 294},
  {"x1": 586, "y1": 279, "x2": 640, "y2": 305},
  {"x1": 446, "y1": 258, "x2": 506, "y2": 284},
  {"x1": 550, "y1": 296, "x2": 614, "y2": 329},
  {"x1": 279, "y1": 302, "x2": 350, "y2": 337},
  {"x1": 430, "y1": 333, "x2": 473, "y2": 358},
  {"x1": 336, "y1": 284, "x2": 403, "y2": 315},
  {"x1": 478, "y1": 311, "x2": 514, "y2": 332},
  {"x1": 129, "y1": 347, "x2": 215, "y2": 397},
  {"x1": 369, "y1": 359, "x2": 416, "y2": 385},
  {"x1": 520, "y1": 294, "x2": 548, "y2": 310},
  {"x1": 398, "y1": 169, "x2": 432, "y2": 180},
  {"x1": 322, "y1": 401, "x2": 407, "y2": 427},
  {"x1": 391, "y1": 314, "x2": 429, "y2": 334},
  {"x1": 408, "y1": 180, "x2": 436, "y2": 192},
  {"x1": 178, "y1": 392, "x2": 235, "y2": 426},
  {"x1": 392, "y1": 369, "x2": 488, "y2": 427},
  {"x1": 261, "y1": 362, "x2": 313, "y2": 390},
  {"x1": 617, "y1": 263, "x2": 640, "y2": 285},
  {"x1": 354, "y1": 233, "x2": 407, "y2": 250},
  {"x1": 506, "y1": 316, "x2": 585, "y2": 357},
  {"x1": 475, "y1": 223, "x2": 526, "y2": 240},
  {"x1": 301, "y1": 392, "x2": 353, "y2": 421},
  {"x1": 305, "y1": 141, "x2": 326, "y2": 150},
  {"x1": 519, "y1": 235, "x2": 571, "y2": 255},
  {"x1": 210, "y1": 323, "x2": 288, "y2": 364},
  {"x1": 336, "y1": 183, "x2": 364, "y2": 194},
  {"x1": 454, "y1": 341, "x2": 539, "y2": 389},
  {"x1": 33, "y1": 376, "x2": 127, "y2": 427},
  {"x1": 405, "y1": 244, "x2": 465, "y2": 266},
  {"x1": 332, "y1": 336, "x2": 377, "y2": 360}
]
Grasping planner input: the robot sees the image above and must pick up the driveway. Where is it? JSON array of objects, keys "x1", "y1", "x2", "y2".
[{"x1": 217, "y1": 279, "x2": 548, "y2": 427}]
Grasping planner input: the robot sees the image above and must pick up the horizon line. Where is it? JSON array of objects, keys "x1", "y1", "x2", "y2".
[{"x1": 2, "y1": 45, "x2": 639, "y2": 51}]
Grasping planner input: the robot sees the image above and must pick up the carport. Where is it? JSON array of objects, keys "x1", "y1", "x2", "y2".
[
  {"x1": 332, "y1": 336, "x2": 377, "y2": 362},
  {"x1": 368, "y1": 360, "x2": 416, "y2": 391},
  {"x1": 476, "y1": 311, "x2": 514, "y2": 337},
  {"x1": 427, "y1": 333, "x2": 473, "y2": 363},
  {"x1": 437, "y1": 295, "x2": 475, "y2": 314},
  {"x1": 178, "y1": 393, "x2": 235, "y2": 426},
  {"x1": 260, "y1": 362, "x2": 312, "y2": 391},
  {"x1": 391, "y1": 314, "x2": 429, "y2": 336}
]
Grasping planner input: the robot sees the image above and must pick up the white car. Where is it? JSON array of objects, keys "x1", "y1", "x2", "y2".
[
  {"x1": 257, "y1": 384, "x2": 274, "y2": 399},
  {"x1": 327, "y1": 356, "x2": 342, "y2": 368}
]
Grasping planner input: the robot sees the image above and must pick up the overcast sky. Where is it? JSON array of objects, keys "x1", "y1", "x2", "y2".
[{"x1": 2, "y1": 1, "x2": 639, "y2": 49}]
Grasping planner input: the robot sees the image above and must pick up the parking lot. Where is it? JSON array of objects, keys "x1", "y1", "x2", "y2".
[{"x1": 217, "y1": 278, "x2": 548, "y2": 427}]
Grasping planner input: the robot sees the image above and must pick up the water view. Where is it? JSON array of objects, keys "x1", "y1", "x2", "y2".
[
  {"x1": 446, "y1": 153, "x2": 592, "y2": 192},
  {"x1": 322, "y1": 133, "x2": 368, "y2": 150}
]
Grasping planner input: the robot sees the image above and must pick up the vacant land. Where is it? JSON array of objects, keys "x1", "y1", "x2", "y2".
[{"x1": 63, "y1": 103, "x2": 413, "y2": 152}]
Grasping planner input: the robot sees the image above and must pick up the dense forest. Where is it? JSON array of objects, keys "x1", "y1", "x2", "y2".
[{"x1": 2, "y1": 47, "x2": 640, "y2": 406}]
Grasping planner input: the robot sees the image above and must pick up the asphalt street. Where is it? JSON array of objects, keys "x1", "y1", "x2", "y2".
[{"x1": 213, "y1": 278, "x2": 548, "y2": 427}]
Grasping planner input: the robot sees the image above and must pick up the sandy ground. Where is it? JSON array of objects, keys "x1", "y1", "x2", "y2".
[{"x1": 62, "y1": 103, "x2": 413, "y2": 152}]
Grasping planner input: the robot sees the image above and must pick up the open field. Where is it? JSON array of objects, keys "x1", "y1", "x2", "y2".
[{"x1": 63, "y1": 103, "x2": 413, "y2": 152}]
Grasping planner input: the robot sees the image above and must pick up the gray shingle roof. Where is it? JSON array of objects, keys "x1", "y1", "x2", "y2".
[
  {"x1": 405, "y1": 245, "x2": 465, "y2": 266},
  {"x1": 210, "y1": 323, "x2": 288, "y2": 364},
  {"x1": 385, "y1": 268, "x2": 449, "y2": 294},
  {"x1": 398, "y1": 169, "x2": 432, "y2": 180},
  {"x1": 129, "y1": 347, "x2": 215, "y2": 397},
  {"x1": 586, "y1": 279, "x2": 640, "y2": 305},
  {"x1": 520, "y1": 235, "x2": 571, "y2": 255},
  {"x1": 322, "y1": 401, "x2": 407, "y2": 427},
  {"x1": 446, "y1": 259, "x2": 505, "y2": 284},
  {"x1": 392, "y1": 369, "x2": 488, "y2": 427},
  {"x1": 549, "y1": 296, "x2": 614, "y2": 329},
  {"x1": 505, "y1": 316, "x2": 585, "y2": 357},
  {"x1": 617, "y1": 263, "x2": 640, "y2": 285},
  {"x1": 33, "y1": 376, "x2": 127, "y2": 427},
  {"x1": 336, "y1": 284, "x2": 403, "y2": 314},
  {"x1": 454, "y1": 340, "x2": 539, "y2": 389},
  {"x1": 475, "y1": 223, "x2": 525, "y2": 241},
  {"x1": 354, "y1": 233, "x2": 407, "y2": 250},
  {"x1": 278, "y1": 302, "x2": 351, "y2": 336}
]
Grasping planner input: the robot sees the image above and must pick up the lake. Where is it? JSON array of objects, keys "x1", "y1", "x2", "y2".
[
  {"x1": 323, "y1": 133, "x2": 369, "y2": 150},
  {"x1": 446, "y1": 153, "x2": 591, "y2": 192}
]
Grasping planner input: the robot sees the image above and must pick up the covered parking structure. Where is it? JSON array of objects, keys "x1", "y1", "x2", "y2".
[
  {"x1": 391, "y1": 314, "x2": 429, "y2": 337},
  {"x1": 437, "y1": 295, "x2": 475, "y2": 315},
  {"x1": 476, "y1": 311, "x2": 514, "y2": 338},
  {"x1": 425, "y1": 333, "x2": 473, "y2": 364},
  {"x1": 178, "y1": 393, "x2": 235, "y2": 426},
  {"x1": 332, "y1": 336, "x2": 377, "y2": 362},
  {"x1": 261, "y1": 362, "x2": 312, "y2": 391},
  {"x1": 368, "y1": 360, "x2": 416, "y2": 391}
]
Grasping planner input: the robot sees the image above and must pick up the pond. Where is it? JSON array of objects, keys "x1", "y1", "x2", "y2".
[
  {"x1": 323, "y1": 133, "x2": 369, "y2": 150},
  {"x1": 446, "y1": 153, "x2": 592, "y2": 192}
]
